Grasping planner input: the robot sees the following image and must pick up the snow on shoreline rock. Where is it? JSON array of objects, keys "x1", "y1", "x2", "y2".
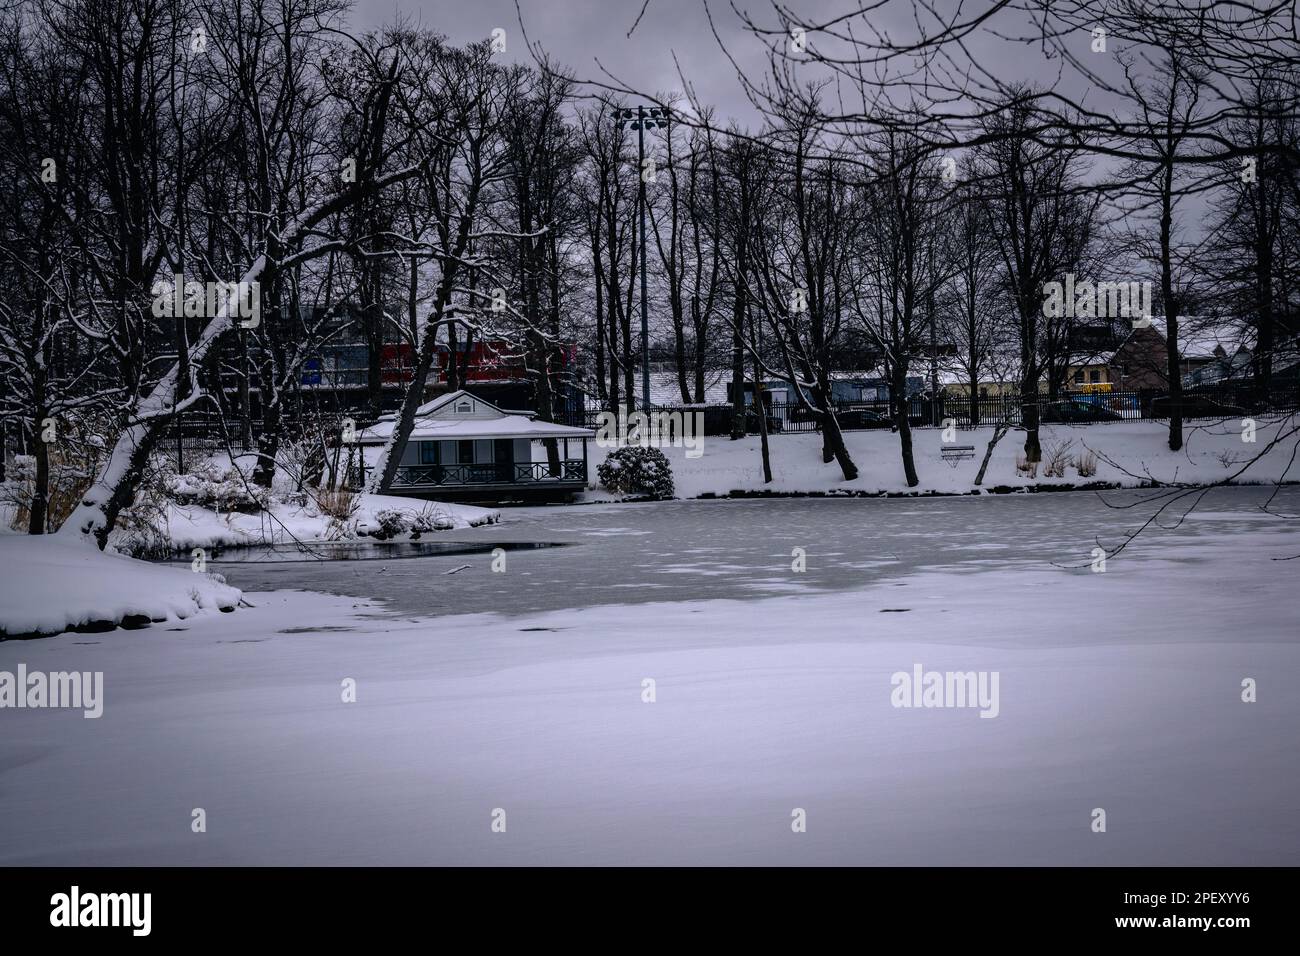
[{"x1": 0, "y1": 535, "x2": 241, "y2": 638}]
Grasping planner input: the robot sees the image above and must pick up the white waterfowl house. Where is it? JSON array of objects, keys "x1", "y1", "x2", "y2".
[{"x1": 356, "y1": 390, "x2": 594, "y2": 500}]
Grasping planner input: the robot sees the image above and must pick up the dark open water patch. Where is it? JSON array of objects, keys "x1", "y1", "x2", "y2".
[{"x1": 158, "y1": 540, "x2": 572, "y2": 565}]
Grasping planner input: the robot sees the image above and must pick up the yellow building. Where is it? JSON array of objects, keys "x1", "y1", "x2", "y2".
[
  {"x1": 941, "y1": 379, "x2": 1022, "y2": 398},
  {"x1": 1068, "y1": 362, "x2": 1112, "y2": 388}
]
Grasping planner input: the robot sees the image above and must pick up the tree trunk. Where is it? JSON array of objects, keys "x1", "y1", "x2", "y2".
[
  {"x1": 819, "y1": 368, "x2": 835, "y2": 463},
  {"x1": 694, "y1": 339, "x2": 706, "y2": 405},
  {"x1": 974, "y1": 422, "x2": 1009, "y2": 486},
  {"x1": 752, "y1": 317, "x2": 772, "y2": 483},
  {"x1": 673, "y1": 314, "x2": 690, "y2": 404},
  {"x1": 1161, "y1": 165, "x2": 1183, "y2": 451},
  {"x1": 592, "y1": 233, "x2": 607, "y2": 403},
  {"x1": 1253, "y1": 192, "x2": 1275, "y2": 400},
  {"x1": 253, "y1": 401, "x2": 280, "y2": 488},
  {"x1": 893, "y1": 368, "x2": 919, "y2": 487},
  {"x1": 1021, "y1": 374, "x2": 1041, "y2": 463},
  {"x1": 28, "y1": 407, "x2": 49, "y2": 535},
  {"x1": 817, "y1": 392, "x2": 858, "y2": 481},
  {"x1": 363, "y1": 295, "x2": 385, "y2": 423},
  {"x1": 729, "y1": 308, "x2": 745, "y2": 439}
]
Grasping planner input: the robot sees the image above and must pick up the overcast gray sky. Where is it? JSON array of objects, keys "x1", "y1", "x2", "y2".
[
  {"x1": 346, "y1": 0, "x2": 1073, "y2": 126},
  {"x1": 348, "y1": 0, "x2": 769, "y2": 121}
]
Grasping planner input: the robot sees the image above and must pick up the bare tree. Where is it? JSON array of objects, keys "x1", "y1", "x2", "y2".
[
  {"x1": 939, "y1": 165, "x2": 1004, "y2": 429},
  {"x1": 854, "y1": 123, "x2": 949, "y2": 486},
  {"x1": 62, "y1": 10, "x2": 427, "y2": 547},
  {"x1": 739, "y1": 102, "x2": 860, "y2": 480},
  {"x1": 973, "y1": 95, "x2": 1096, "y2": 463}
]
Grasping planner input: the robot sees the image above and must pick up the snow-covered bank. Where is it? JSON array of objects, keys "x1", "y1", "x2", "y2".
[
  {"x1": 0, "y1": 488, "x2": 495, "y2": 635},
  {"x1": 0, "y1": 535, "x2": 240, "y2": 638},
  {"x1": 2, "y1": 521, "x2": 1296, "y2": 864},
  {"x1": 584, "y1": 419, "x2": 1299, "y2": 500},
  {"x1": 147, "y1": 492, "x2": 499, "y2": 554}
]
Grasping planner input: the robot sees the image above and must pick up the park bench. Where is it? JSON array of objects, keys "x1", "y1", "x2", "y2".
[{"x1": 940, "y1": 444, "x2": 976, "y2": 467}]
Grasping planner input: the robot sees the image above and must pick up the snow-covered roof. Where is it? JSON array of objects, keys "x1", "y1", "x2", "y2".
[
  {"x1": 937, "y1": 368, "x2": 1021, "y2": 387},
  {"x1": 644, "y1": 370, "x2": 731, "y2": 406},
  {"x1": 368, "y1": 415, "x2": 592, "y2": 441},
  {"x1": 359, "y1": 390, "x2": 594, "y2": 444},
  {"x1": 1114, "y1": 319, "x2": 1250, "y2": 361},
  {"x1": 828, "y1": 369, "x2": 886, "y2": 381}
]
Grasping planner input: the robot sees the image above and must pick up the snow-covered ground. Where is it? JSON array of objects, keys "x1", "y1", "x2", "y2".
[
  {"x1": 585, "y1": 419, "x2": 1299, "y2": 499},
  {"x1": 1, "y1": 511, "x2": 1295, "y2": 865},
  {"x1": 0, "y1": 534, "x2": 241, "y2": 637}
]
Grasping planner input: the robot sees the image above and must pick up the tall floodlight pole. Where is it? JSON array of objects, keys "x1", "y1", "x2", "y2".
[
  {"x1": 613, "y1": 105, "x2": 669, "y2": 411},
  {"x1": 929, "y1": 283, "x2": 940, "y2": 426}
]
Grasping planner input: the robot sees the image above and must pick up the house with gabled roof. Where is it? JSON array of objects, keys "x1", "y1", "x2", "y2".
[
  {"x1": 1079, "y1": 320, "x2": 1251, "y2": 391},
  {"x1": 355, "y1": 390, "x2": 594, "y2": 501}
]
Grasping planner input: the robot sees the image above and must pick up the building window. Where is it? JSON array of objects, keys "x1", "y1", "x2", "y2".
[
  {"x1": 1073, "y1": 371, "x2": 1084, "y2": 384},
  {"x1": 458, "y1": 440, "x2": 475, "y2": 464},
  {"x1": 1089, "y1": 370, "x2": 1101, "y2": 383},
  {"x1": 455, "y1": 401, "x2": 472, "y2": 414},
  {"x1": 419, "y1": 442, "x2": 439, "y2": 465}
]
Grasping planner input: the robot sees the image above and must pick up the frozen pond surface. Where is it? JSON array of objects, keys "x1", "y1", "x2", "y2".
[
  {"x1": 216, "y1": 485, "x2": 1300, "y2": 621},
  {"x1": 4, "y1": 485, "x2": 1298, "y2": 866}
]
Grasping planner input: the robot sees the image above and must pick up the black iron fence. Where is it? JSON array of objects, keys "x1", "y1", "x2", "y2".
[{"x1": 583, "y1": 383, "x2": 1299, "y2": 436}]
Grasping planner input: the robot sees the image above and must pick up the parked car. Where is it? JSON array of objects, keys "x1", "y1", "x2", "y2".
[
  {"x1": 835, "y1": 408, "x2": 893, "y2": 430},
  {"x1": 788, "y1": 405, "x2": 896, "y2": 429},
  {"x1": 1039, "y1": 399, "x2": 1123, "y2": 423},
  {"x1": 1149, "y1": 394, "x2": 1246, "y2": 419}
]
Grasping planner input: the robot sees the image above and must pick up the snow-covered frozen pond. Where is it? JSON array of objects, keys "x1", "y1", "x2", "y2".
[
  {"x1": 216, "y1": 485, "x2": 1300, "y2": 621},
  {"x1": 3, "y1": 486, "x2": 1298, "y2": 865}
]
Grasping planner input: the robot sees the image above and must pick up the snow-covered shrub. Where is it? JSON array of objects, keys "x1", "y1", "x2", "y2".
[
  {"x1": 313, "y1": 488, "x2": 357, "y2": 520},
  {"x1": 1214, "y1": 448, "x2": 1244, "y2": 469},
  {"x1": 1015, "y1": 453, "x2": 1038, "y2": 479},
  {"x1": 355, "y1": 503, "x2": 459, "y2": 540},
  {"x1": 311, "y1": 488, "x2": 360, "y2": 540},
  {"x1": 597, "y1": 446, "x2": 675, "y2": 499},
  {"x1": 411, "y1": 505, "x2": 457, "y2": 535},
  {"x1": 1042, "y1": 439, "x2": 1075, "y2": 478},
  {"x1": 367, "y1": 509, "x2": 413, "y2": 540},
  {"x1": 276, "y1": 435, "x2": 332, "y2": 493},
  {"x1": 166, "y1": 461, "x2": 266, "y2": 513},
  {"x1": 1075, "y1": 449, "x2": 1098, "y2": 477}
]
